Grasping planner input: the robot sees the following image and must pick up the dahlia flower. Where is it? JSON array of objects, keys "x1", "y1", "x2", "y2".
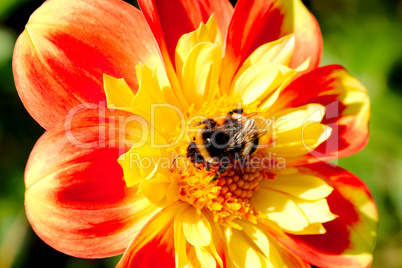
[{"x1": 13, "y1": 0, "x2": 377, "y2": 267}]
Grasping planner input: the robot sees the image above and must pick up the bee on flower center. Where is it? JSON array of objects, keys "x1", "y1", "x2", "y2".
[{"x1": 186, "y1": 108, "x2": 265, "y2": 182}]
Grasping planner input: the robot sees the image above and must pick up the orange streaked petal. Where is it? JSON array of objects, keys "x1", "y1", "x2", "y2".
[
  {"x1": 263, "y1": 163, "x2": 378, "y2": 268},
  {"x1": 117, "y1": 202, "x2": 189, "y2": 268},
  {"x1": 13, "y1": 0, "x2": 158, "y2": 129},
  {"x1": 271, "y1": 65, "x2": 370, "y2": 164},
  {"x1": 138, "y1": 0, "x2": 233, "y2": 92},
  {"x1": 25, "y1": 108, "x2": 160, "y2": 258},
  {"x1": 222, "y1": 0, "x2": 322, "y2": 91}
]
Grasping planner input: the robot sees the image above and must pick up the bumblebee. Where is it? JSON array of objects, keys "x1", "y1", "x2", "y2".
[{"x1": 186, "y1": 108, "x2": 265, "y2": 182}]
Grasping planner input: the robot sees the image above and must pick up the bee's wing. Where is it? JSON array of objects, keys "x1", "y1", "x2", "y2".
[
  {"x1": 224, "y1": 119, "x2": 253, "y2": 147},
  {"x1": 249, "y1": 114, "x2": 273, "y2": 135}
]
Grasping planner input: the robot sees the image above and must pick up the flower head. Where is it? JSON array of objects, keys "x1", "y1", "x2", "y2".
[{"x1": 14, "y1": 0, "x2": 377, "y2": 267}]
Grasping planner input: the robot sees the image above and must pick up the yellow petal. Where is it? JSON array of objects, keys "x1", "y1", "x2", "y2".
[
  {"x1": 179, "y1": 207, "x2": 212, "y2": 247},
  {"x1": 140, "y1": 173, "x2": 175, "y2": 206},
  {"x1": 118, "y1": 142, "x2": 164, "y2": 187},
  {"x1": 262, "y1": 172, "x2": 333, "y2": 200},
  {"x1": 273, "y1": 103, "x2": 326, "y2": 131},
  {"x1": 195, "y1": 247, "x2": 216, "y2": 268},
  {"x1": 154, "y1": 62, "x2": 186, "y2": 107},
  {"x1": 257, "y1": 59, "x2": 309, "y2": 110},
  {"x1": 202, "y1": 212, "x2": 224, "y2": 268},
  {"x1": 131, "y1": 63, "x2": 183, "y2": 137},
  {"x1": 181, "y1": 42, "x2": 221, "y2": 108},
  {"x1": 269, "y1": 124, "x2": 332, "y2": 157},
  {"x1": 267, "y1": 104, "x2": 332, "y2": 157},
  {"x1": 174, "y1": 206, "x2": 190, "y2": 268},
  {"x1": 239, "y1": 34, "x2": 295, "y2": 70},
  {"x1": 252, "y1": 188, "x2": 309, "y2": 232},
  {"x1": 256, "y1": 220, "x2": 312, "y2": 267},
  {"x1": 295, "y1": 222, "x2": 326, "y2": 235},
  {"x1": 175, "y1": 23, "x2": 211, "y2": 79},
  {"x1": 230, "y1": 63, "x2": 297, "y2": 105},
  {"x1": 297, "y1": 198, "x2": 338, "y2": 224},
  {"x1": 206, "y1": 15, "x2": 223, "y2": 49},
  {"x1": 103, "y1": 74, "x2": 135, "y2": 110},
  {"x1": 223, "y1": 226, "x2": 275, "y2": 268},
  {"x1": 174, "y1": 18, "x2": 224, "y2": 105},
  {"x1": 227, "y1": 35, "x2": 299, "y2": 105},
  {"x1": 254, "y1": 183, "x2": 337, "y2": 235},
  {"x1": 238, "y1": 220, "x2": 311, "y2": 267},
  {"x1": 239, "y1": 220, "x2": 270, "y2": 258}
]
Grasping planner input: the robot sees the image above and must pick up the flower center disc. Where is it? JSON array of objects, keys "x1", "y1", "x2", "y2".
[{"x1": 168, "y1": 96, "x2": 268, "y2": 225}]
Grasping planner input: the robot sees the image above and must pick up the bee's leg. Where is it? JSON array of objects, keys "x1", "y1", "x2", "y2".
[
  {"x1": 210, "y1": 163, "x2": 229, "y2": 183},
  {"x1": 204, "y1": 162, "x2": 212, "y2": 171},
  {"x1": 210, "y1": 172, "x2": 220, "y2": 183},
  {"x1": 172, "y1": 154, "x2": 184, "y2": 166}
]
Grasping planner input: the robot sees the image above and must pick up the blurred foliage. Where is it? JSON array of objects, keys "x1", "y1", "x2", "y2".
[{"x1": 0, "y1": 0, "x2": 401, "y2": 267}]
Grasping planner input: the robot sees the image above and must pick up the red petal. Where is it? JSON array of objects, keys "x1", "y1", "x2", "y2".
[
  {"x1": 272, "y1": 65, "x2": 370, "y2": 164},
  {"x1": 25, "y1": 107, "x2": 159, "y2": 258},
  {"x1": 117, "y1": 203, "x2": 188, "y2": 268},
  {"x1": 138, "y1": 0, "x2": 233, "y2": 88},
  {"x1": 222, "y1": 0, "x2": 322, "y2": 89},
  {"x1": 13, "y1": 0, "x2": 157, "y2": 129},
  {"x1": 263, "y1": 163, "x2": 378, "y2": 268}
]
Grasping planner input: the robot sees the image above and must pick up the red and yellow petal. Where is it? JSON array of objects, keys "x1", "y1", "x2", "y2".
[
  {"x1": 13, "y1": 0, "x2": 158, "y2": 129},
  {"x1": 271, "y1": 65, "x2": 370, "y2": 164},
  {"x1": 117, "y1": 203, "x2": 184, "y2": 268},
  {"x1": 287, "y1": 0, "x2": 322, "y2": 72},
  {"x1": 118, "y1": 203, "x2": 227, "y2": 268},
  {"x1": 138, "y1": 0, "x2": 233, "y2": 91},
  {"x1": 222, "y1": 0, "x2": 322, "y2": 90},
  {"x1": 262, "y1": 163, "x2": 378, "y2": 268},
  {"x1": 25, "y1": 107, "x2": 159, "y2": 258}
]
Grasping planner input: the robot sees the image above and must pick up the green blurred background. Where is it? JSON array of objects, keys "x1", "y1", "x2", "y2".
[{"x1": 0, "y1": 0, "x2": 401, "y2": 267}]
